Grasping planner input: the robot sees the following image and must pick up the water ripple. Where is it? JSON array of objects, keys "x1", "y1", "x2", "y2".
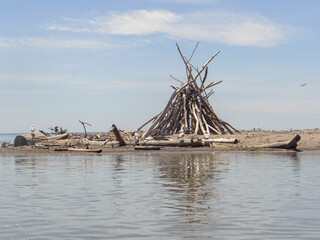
[{"x1": 0, "y1": 152, "x2": 320, "y2": 239}]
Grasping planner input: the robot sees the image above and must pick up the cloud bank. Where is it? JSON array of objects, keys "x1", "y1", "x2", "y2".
[
  {"x1": 0, "y1": 9, "x2": 292, "y2": 49},
  {"x1": 47, "y1": 9, "x2": 290, "y2": 47}
]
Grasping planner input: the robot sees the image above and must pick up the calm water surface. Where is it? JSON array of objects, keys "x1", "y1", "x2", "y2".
[{"x1": 0, "y1": 151, "x2": 320, "y2": 239}]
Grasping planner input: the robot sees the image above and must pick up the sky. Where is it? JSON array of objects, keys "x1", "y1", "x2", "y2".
[{"x1": 0, "y1": 0, "x2": 319, "y2": 133}]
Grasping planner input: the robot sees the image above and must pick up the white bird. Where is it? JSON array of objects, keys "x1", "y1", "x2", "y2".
[
  {"x1": 134, "y1": 132, "x2": 139, "y2": 140},
  {"x1": 203, "y1": 131, "x2": 210, "y2": 139},
  {"x1": 31, "y1": 125, "x2": 35, "y2": 133},
  {"x1": 178, "y1": 130, "x2": 184, "y2": 139}
]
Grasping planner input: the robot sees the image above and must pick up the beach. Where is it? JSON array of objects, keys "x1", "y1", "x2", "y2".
[{"x1": 1, "y1": 129, "x2": 319, "y2": 155}]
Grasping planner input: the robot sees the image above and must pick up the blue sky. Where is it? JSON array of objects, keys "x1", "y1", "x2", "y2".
[{"x1": 0, "y1": 0, "x2": 319, "y2": 133}]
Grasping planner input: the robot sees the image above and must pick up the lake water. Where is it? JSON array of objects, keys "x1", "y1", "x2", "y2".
[
  {"x1": 1, "y1": 151, "x2": 320, "y2": 239},
  {"x1": 0, "y1": 133, "x2": 22, "y2": 145}
]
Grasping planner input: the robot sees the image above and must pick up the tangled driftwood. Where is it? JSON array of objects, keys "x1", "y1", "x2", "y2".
[{"x1": 138, "y1": 43, "x2": 237, "y2": 138}]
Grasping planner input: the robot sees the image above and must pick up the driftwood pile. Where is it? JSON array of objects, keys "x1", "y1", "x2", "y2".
[
  {"x1": 13, "y1": 124, "x2": 137, "y2": 152},
  {"x1": 10, "y1": 121, "x2": 302, "y2": 152},
  {"x1": 138, "y1": 43, "x2": 237, "y2": 139},
  {"x1": 11, "y1": 130, "x2": 301, "y2": 152}
]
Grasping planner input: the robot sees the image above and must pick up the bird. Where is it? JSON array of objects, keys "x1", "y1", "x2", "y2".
[
  {"x1": 145, "y1": 136, "x2": 154, "y2": 141},
  {"x1": 178, "y1": 130, "x2": 185, "y2": 139},
  {"x1": 134, "y1": 132, "x2": 139, "y2": 140},
  {"x1": 203, "y1": 131, "x2": 210, "y2": 139},
  {"x1": 30, "y1": 125, "x2": 35, "y2": 133},
  {"x1": 300, "y1": 83, "x2": 307, "y2": 87}
]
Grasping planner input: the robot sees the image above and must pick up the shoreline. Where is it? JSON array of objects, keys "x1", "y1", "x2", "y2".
[{"x1": 1, "y1": 129, "x2": 319, "y2": 156}]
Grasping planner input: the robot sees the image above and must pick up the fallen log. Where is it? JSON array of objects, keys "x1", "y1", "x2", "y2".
[
  {"x1": 255, "y1": 135, "x2": 301, "y2": 150},
  {"x1": 46, "y1": 133, "x2": 69, "y2": 140},
  {"x1": 206, "y1": 138, "x2": 239, "y2": 144},
  {"x1": 134, "y1": 146, "x2": 161, "y2": 151},
  {"x1": 14, "y1": 133, "x2": 70, "y2": 147},
  {"x1": 54, "y1": 148, "x2": 102, "y2": 153},
  {"x1": 37, "y1": 139, "x2": 121, "y2": 148},
  {"x1": 14, "y1": 133, "x2": 47, "y2": 146},
  {"x1": 140, "y1": 139, "x2": 210, "y2": 147}
]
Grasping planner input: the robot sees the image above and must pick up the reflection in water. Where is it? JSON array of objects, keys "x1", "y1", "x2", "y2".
[
  {"x1": 113, "y1": 155, "x2": 125, "y2": 172},
  {"x1": 156, "y1": 153, "x2": 229, "y2": 225},
  {"x1": 1, "y1": 152, "x2": 320, "y2": 239},
  {"x1": 289, "y1": 152, "x2": 301, "y2": 172}
]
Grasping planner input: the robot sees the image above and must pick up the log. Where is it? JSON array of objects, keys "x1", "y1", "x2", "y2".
[
  {"x1": 54, "y1": 148, "x2": 102, "y2": 153},
  {"x1": 46, "y1": 133, "x2": 69, "y2": 140},
  {"x1": 37, "y1": 139, "x2": 121, "y2": 148},
  {"x1": 14, "y1": 133, "x2": 47, "y2": 146},
  {"x1": 110, "y1": 124, "x2": 126, "y2": 146},
  {"x1": 140, "y1": 139, "x2": 209, "y2": 147},
  {"x1": 183, "y1": 94, "x2": 188, "y2": 129},
  {"x1": 134, "y1": 146, "x2": 161, "y2": 151},
  {"x1": 206, "y1": 138, "x2": 238, "y2": 144},
  {"x1": 255, "y1": 135, "x2": 301, "y2": 150}
]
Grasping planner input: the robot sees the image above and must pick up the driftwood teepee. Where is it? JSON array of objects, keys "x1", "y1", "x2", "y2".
[{"x1": 139, "y1": 43, "x2": 237, "y2": 138}]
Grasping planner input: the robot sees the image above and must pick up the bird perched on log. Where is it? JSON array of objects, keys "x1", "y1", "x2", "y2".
[
  {"x1": 178, "y1": 130, "x2": 185, "y2": 139},
  {"x1": 31, "y1": 125, "x2": 35, "y2": 133},
  {"x1": 204, "y1": 131, "x2": 210, "y2": 139},
  {"x1": 134, "y1": 132, "x2": 139, "y2": 140},
  {"x1": 145, "y1": 136, "x2": 154, "y2": 141}
]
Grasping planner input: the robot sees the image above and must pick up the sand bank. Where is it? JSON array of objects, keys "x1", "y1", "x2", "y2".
[{"x1": 0, "y1": 129, "x2": 319, "y2": 156}]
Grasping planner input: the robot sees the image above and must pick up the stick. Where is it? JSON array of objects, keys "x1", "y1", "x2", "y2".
[
  {"x1": 194, "y1": 51, "x2": 220, "y2": 80},
  {"x1": 79, "y1": 120, "x2": 92, "y2": 138},
  {"x1": 188, "y1": 41, "x2": 199, "y2": 63}
]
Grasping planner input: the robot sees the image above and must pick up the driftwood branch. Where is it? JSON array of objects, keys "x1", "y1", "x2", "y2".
[
  {"x1": 169, "y1": 74, "x2": 184, "y2": 84},
  {"x1": 255, "y1": 135, "x2": 301, "y2": 150},
  {"x1": 188, "y1": 41, "x2": 199, "y2": 63},
  {"x1": 110, "y1": 124, "x2": 126, "y2": 146},
  {"x1": 79, "y1": 120, "x2": 92, "y2": 137}
]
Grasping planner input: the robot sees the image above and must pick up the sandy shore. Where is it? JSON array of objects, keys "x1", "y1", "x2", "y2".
[{"x1": 1, "y1": 129, "x2": 320, "y2": 155}]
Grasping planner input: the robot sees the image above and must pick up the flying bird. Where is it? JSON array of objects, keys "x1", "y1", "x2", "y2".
[{"x1": 300, "y1": 83, "x2": 307, "y2": 87}]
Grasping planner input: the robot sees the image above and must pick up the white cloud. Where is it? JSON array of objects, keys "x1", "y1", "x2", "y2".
[
  {"x1": 99, "y1": 10, "x2": 181, "y2": 35},
  {"x1": 47, "y1": 9, "x2": 291, "y2": 47},
  {"x1": 0, "y1": 37, "x2": 119, "y2": 49}
]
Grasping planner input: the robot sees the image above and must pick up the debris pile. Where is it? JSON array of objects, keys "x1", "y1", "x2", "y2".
[
  {"x1": 138, "y1": 43, "x2": 237, "y2": 139},
  {"x1": 12, "y1": 124, "x2": 136, "y2": 152}
]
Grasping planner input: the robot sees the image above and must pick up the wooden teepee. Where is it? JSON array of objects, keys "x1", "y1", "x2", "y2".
[{"x1": 138, "y1": 43, "x2": 237, "y2": 138}]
